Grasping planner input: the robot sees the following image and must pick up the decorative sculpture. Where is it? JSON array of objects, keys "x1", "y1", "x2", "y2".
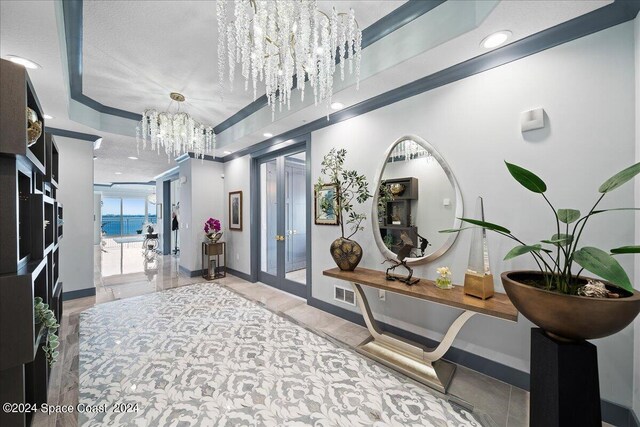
[{"x1": 383, "y1": 231, "x2": 420, "y2": 285}]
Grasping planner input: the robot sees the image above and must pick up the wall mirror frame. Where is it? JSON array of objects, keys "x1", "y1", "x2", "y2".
[{"x1": 371, "y1": 134, "x2": 463, "y2": 265}]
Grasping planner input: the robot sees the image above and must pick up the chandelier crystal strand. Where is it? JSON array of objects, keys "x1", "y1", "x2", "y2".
[
  {"x1": 217, "y1": 0, "x2": 362, "y2": 119},
  {"x1": 138, "y1": 95, "x2": 215, "y2": 161}
]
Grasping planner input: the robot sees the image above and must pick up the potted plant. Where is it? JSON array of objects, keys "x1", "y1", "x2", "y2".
[
  {"x1": 315, "y1": 148, "x2": 372, "y2": 271},
  {"x1": 443, "y1": 161, "x2": 640, "y2": 341},
  {"x1": 34, "y1": 297, "x2": 60, "y2": 367},
  {"x1": 204, "y1": 218, "x2": 223, "y2": 243}
]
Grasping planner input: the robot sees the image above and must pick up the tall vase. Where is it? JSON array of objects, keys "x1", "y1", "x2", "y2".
[{"x1": 330, "y1": 238, "x2": 362, "y2": 271}]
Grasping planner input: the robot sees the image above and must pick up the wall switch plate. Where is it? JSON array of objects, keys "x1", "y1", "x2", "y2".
[
  {"x1": 379, "y1": 290, "x2": 386, "y2": 301},
  {"x1": 521, "y1": 108, "x2": 545, "y2": 132}
]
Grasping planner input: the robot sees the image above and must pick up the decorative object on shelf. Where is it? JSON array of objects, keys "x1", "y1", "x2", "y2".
[
  {"x1": 389, "y1": 183, "x2": 406, "y2": 196},
  {"x1": 463, "y1": 197, "x2": 494, "y2": 300},
  {"x1": 34, "y1": 297, "x2": 59, "y2": 367},
  {"x1": 383, "y1": 231, "x2": 419, "y2": 285},
  {"x1": 315, "y1": 148, "x2": 371, "y2": 271},
  {"x1": 43, "y1": 219, "x2": 50, "y2": 229},
  {"x1": 202, "y1": 241, "x2": 226, "y2": 279},
  {"x1": 229, "y1": 191, "x2": 243, "y2": 231},
  {"x1": 435, "y1": 267, "x2": 453, "y2": 290},
  {"x1": 204, "y1": 217, "x2": 222, "y2": 242},
  {"x1": 146, "y1": 224, "x2": 154, "y2": 234},
  {"x1": 216, "y1": 0, "x2": 362, "y2": 118},
  {"x1": 26, "y1": 107, "x2": 42, "y2": 147},
  {"x1": 136, "y1": 92, "x2": 215, "y2": 160},
  {"x1": 441, "y1": 160, "x2": 640, "y2": 427},
  {"x1": 314, "y1": 183, "x2": 339, "y2": 225}
]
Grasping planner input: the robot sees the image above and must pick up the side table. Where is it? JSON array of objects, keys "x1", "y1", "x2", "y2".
[{"x1": 202, "y1": 241, "x2": 226, "y2": 280}]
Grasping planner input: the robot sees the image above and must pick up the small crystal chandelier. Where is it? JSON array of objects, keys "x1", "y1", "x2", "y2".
[
  {"x1": 137, "y1": 92, "x2": 215, "y2": 161},
  {"x1": 216, "y1": 0, "x2": 362, "y2": 118}
]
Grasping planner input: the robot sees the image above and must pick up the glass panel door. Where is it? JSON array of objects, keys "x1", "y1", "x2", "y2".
[{"x1": 258, "y1": 149, "x2": 307, "y2": 297}]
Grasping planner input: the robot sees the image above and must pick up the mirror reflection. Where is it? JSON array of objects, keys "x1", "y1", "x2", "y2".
[{"x1": 374, "y1": 136, "x2": 462, "y2": 263}]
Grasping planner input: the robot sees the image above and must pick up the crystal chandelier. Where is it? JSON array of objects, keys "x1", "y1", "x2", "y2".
[
  {"x1": 216, "y1": 0, "x2": 362, "y2": 118},
  {"x1": 137, "y1": 92, "x2": 215, "y2": 161}
]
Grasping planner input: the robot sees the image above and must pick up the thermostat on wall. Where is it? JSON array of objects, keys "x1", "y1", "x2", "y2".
[{"x1": 521, "y1": 108, "x2": 545, "y2": 132}]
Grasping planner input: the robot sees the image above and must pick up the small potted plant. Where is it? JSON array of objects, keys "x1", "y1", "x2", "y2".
[
  {"x1": 204, "y1": 218, "x2": 222, "y2": 243},
  {"x1": 315, "y1": 148, "x2": 372, "y2": 271},
  {"x1": 442, "y1": 161, "x2": 640, "y2": 341},
  {"x1": 34, "y1": 297, "x2": 60, "y2": 367},
  {"x1": 435, "y1": 267, "x2": 453, "y2": 289}
]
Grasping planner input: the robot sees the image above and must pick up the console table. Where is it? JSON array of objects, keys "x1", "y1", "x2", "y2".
[
  {"x1": 323, "y1": 267, "x2": 517, "y2": 393},
  {"x1": 202, "y1": 242, "x2": 226, "y2": 280}
]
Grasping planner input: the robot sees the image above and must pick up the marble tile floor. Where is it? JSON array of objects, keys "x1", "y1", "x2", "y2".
[{"x1": 34, "y1": 245, "x2": 543, "y2": 426}]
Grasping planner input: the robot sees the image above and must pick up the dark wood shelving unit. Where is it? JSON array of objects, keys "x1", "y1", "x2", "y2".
[
  {"x1": 380, "y1": 177, "x2": 419, "y2": 249},
  {"x1": 0, "y1": 58, "x2": 63, "y2": 427}
]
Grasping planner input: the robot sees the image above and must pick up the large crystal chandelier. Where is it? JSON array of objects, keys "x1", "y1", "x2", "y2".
[
  {"x1": 216, "y1": 0, "x2": 362, "y2": 118},
  {"x1": 137, "y1": 92, "x2": 215, "y2": 161}
]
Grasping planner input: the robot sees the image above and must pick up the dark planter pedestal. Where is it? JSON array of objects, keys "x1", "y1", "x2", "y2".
[{"x1": 530, "y1": 328, "x2": 601, "y2": 427}]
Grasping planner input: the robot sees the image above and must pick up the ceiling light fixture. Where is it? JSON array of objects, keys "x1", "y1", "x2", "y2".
[
  {"x1": 263, "y1": 132, "x2": 273, "y2": 138},
  {"x1": 137, "y1": 92, "x2": 215, "y2": 160},
  {"x1": 128, "y1": 156, "x2": 138, "y2": 160},
  {"x1": 114, "y1": 172, "x2": 122, "y2": 175},
  {"x1": 480, "y1": 30, "x2": 512, "y2": 49},
  {"x1": 330, "y1": 102, "x2": 344, "y2": 110},
  {"x1": 5, "y1": 55, "x2": 41, "y2": 69},
  {"x1": 216, "y1": 1, "x2": 362, "y2": 119},
  {"x1": 43, "y1": 114, "x2": 54, "y2": 120}
]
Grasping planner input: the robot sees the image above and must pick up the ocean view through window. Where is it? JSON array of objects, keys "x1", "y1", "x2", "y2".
[{"x1": 102, "y1": 197, "x2": 157, "y2": 236}]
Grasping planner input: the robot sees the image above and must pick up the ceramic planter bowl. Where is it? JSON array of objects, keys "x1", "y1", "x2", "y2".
[{"x1": 501, "y1": 271, "x2": 640, "y2": 341}]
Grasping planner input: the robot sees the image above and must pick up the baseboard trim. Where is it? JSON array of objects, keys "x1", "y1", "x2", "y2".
[
  {"x1": 307, "y1": 295, "x2": 636, "y2": 426},
  {"x1": 62, "y1": 287, "x2": 96, "y2": 301},
  {"x1": 179, "y1": 265, "x2": 203, "y2": 278},
  {"x1": 226, "y1": 268, "x2": 252, "y2": 282}
]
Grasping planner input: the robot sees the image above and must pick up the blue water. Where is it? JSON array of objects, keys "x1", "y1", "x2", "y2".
[{"x1": 102, "y1": 215, "x2": 157, "y2": 236}]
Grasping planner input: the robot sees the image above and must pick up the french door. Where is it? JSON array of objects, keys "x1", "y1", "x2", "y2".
[{"x1": 258, "y1": 148, "x2": 308, "y2": 297}]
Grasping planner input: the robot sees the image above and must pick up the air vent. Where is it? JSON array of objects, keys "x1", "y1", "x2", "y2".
[{"x1": 334, "y1": 285, "x2": 356, "y2": 306}]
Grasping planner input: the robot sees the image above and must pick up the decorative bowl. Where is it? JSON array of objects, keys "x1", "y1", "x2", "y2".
[
  {"x1": 389, "y1": 183, "x2": 405, "y2": 196},
  {"x1": 27, "y1": 107, "x2": 42, "y2": 147}
]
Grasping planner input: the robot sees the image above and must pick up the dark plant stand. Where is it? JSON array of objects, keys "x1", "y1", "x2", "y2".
[{"x1": 530, "y1": 328, "x2": 601, "y2": 427}]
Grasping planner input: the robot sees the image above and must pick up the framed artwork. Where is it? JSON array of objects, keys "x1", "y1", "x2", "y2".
[
  {"x1": 156, "y1": 203, "x2": 162, "y2": 219},
  {"x1": 229, "y1": 191, "x2": 243, "y2": 231},
  {"x1": 315, "y1": 184, "x2": 339, "y2": 225}
]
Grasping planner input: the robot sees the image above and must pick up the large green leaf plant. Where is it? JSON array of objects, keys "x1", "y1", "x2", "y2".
[
  {"x1": 442, "y1": 161, "x2": 640, "y2": 295},
  {"x1": 315, "y1": 148, "x2": 372, "y2": 240}
]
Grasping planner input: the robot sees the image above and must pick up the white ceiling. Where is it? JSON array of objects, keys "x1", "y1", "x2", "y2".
[{"x1": 0, "y1": 0, "x2": 612, "y2": 185}]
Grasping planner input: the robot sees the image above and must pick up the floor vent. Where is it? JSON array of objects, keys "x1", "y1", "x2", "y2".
[{"x1": 334, "y1": 285, "x2": 356, "y2": 306}]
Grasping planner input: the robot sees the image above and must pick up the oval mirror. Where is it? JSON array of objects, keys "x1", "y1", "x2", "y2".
[{"x1": 371, "y1": 135, "x2": 463, "y2": 264}]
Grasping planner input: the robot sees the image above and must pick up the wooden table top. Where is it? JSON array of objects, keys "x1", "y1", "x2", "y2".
[{"x1": 323, "y1": 267, "x2": 518, "y2": 322}]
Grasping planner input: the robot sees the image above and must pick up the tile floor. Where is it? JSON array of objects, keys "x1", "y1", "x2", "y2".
[{"x1": 32, "y1": 242, "x2": 541, "y2": 426}]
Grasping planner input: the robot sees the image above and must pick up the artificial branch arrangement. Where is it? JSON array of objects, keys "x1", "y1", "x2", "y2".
[
  {"x1": 442, "y1": 161, "x2": 640, "y2": 297},
  {"x1": 34, "y1": 297, "x2": 60, "y2": 367},
  {"x1": 315, "y1": 148, "x2": 372, "y2": 270}
]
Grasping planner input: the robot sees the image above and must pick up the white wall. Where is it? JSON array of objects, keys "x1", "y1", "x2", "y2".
[
  {"x1": 56, "y1": 137, "x2": 94, "y2": 293},
  {"x1": 310, "y1": 22, "x2": 636, "y2": 406},
  {"x1": 633, "y1": 11, "x2": 640, "y2": 422},
  {"x1": 223, "y1": 156, "x2": 251, "y2": 274},
  {"x1": 93, "y1": 193, "x2": 101, "y2": 245},
  {"x1": 178, "y1": 159, "x2": 225, "y2": 272}
]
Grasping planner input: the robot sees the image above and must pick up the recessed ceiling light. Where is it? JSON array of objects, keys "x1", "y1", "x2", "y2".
[
  {"x1": 93, "y1": 155, "x2": 97, "y2": 160},
  {"x1": 224, "y1": 151, "x2": 232, "y2": 155},
  {"x1": 128, "y1": 156, "x2": 138, "y2": 160},
  {"x1": 94, "y1": 137, "x2": 103, "y2": 150},
  {"x1": 114, "y1": 172, "x2": 122, "y2": 175},
  {"x1": 5, "y1": 55, "x2": 41, "y2": 69},
  {"x1": 43, "y1": 114, "x2": 54, "y2": 120},
  {"x1": 263, "y1": 132, "x2": 273, "y2": 138},
  {"x1": 330, "y1": 102, "x2": 344, "y2": 110},
  {"x1": 480, "y1": 30, "x2": 512, "y2": 49}
]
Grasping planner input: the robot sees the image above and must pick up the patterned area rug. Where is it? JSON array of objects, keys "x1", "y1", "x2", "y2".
[{"x1": 79, "y1": 283, "x2": 482, "y2": 426}]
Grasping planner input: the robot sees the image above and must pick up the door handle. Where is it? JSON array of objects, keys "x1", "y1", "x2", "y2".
[{"x1": 275, "y1": 235, "x2": 285, "y2": 241}]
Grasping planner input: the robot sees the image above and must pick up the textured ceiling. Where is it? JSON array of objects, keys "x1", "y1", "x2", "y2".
[{"x1": 0, "y1": 0, "x2": 613, "y2": 184}]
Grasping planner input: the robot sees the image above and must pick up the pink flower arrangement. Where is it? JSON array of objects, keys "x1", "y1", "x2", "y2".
[{"x1": 204, "y1": 218, "x2": 221, "y2": 234}]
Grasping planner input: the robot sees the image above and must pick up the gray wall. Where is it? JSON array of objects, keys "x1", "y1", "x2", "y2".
[
  {"x1": 309, "y1": 22, "x2": 635, "y2": 406},
  {"x1": 223, "y1": 156, "x2": 251, "y2": 273},
  {"x1": 56, "y1": 137, "x2": 94, "y2": 293},
  {"x1": 633, "y1": 12, "x2": 640, "y2": 422},
  {"x1": 178, "y1": 159, "x2": 225, "y2": 272}
]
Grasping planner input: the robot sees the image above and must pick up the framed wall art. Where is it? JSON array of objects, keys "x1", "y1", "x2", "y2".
[
  {"x1": 229, "y1": 191, "x2": 243, "y2": 231},
  {"x1": 314, "y1": 183, "x2": 339, "y2": 225}
]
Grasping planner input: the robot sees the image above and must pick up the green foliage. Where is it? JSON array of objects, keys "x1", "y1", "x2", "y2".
[
  {"x1": 440, "y1": 161, "x2": 640, "y2": 295},
  {"x1": 315, "y1": 148, "x2": 372, "y2": 240},
  {"x1": 34, "y1": 297, "x2": 60, "y2": 367}
]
